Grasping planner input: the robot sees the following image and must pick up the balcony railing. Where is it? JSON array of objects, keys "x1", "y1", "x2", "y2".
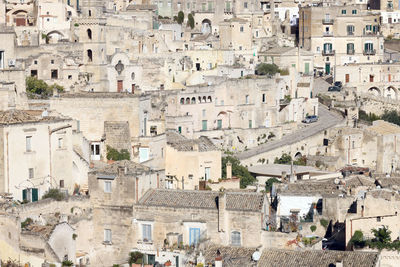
[
  {"x1": 347, "y1": 32, "x2": 354, "y2": 36},
  {"x1": 363, "y1": 49, "x2": 376, "y2": 55},
  {"x1": 347, "y1": 49, "x2": 355, "y2": 55},
  {"x1": 322, "y1": 50, "x2": 335, "y2": 56},
  {"x1": 323, "y1": 31, "x2": 333, "y2": 37},
  {"x1": 224, "y1": 8, "x2": 232, "y2": 13},
  {"x1": 322, "y1": 18, "x2": 334, "y2": 24}
]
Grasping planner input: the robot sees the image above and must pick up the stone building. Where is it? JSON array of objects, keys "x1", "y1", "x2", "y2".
[
  {"x1": 0, "y1": 109, "x2": 75, "y2": 201},
  {"x1": 132, "y1": 189, "x2": 268, "y2": 265},
  {"x1": 299, "y1": 4, "x2": 384, "y2": 76}
]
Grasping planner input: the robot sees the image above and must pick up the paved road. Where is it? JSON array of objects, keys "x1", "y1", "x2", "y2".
[
  {"x1": 237, "y1": 105, "x2": 344, "y2": 160},
  {"x1": 313, "y1": 77, "x2": 331, "y2": 95}
]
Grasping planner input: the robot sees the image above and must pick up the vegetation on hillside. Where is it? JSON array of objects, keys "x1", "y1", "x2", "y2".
[
  {"x1": 106, "y1": 146, "x2": 130, "y2": 161},
  {"x1": 26, "y1": 76, "x2": 64, "y2": 98},
  {"x1": 222, "y1": 155, "x2": 256, "y2": 188}
]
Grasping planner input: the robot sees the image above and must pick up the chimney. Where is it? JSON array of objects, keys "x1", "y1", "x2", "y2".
[
  {"x1": 215, "y1": 250, "x2": 222, "y2": 267},
  {"x1": 217, "y1": 190, "x2": 226, "y2": 232},
  {"x1": 226, "y1": 161, "x2": 232, "y2": 179}
]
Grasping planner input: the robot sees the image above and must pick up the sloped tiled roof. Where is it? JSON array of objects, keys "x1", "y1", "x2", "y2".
[
  {"x1": 166, "y1": 130, "x2": 218, "y2": 152},
  {"x1": 203, "y1": 245, "x2": 258, "y2": 267},
  {"x1": 138, "y1": 189, "x2": 265, "y2": 212},
  {"x1": 0, "y1": 109, "x2": 67, "y2": 125},
  {"x1": 258, "y1": 249, "x2": 379, "y2": 267}
]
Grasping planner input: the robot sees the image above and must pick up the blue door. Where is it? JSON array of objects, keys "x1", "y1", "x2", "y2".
[{"x1": 189, "y1": 228, "x2": 200, "y2": 245}]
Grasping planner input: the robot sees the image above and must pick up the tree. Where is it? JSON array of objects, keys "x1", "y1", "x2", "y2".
[
  {"x1": 310, "y1": 225, "x2": 317, "y2": 232},
  {"x1": 177, "y1": 11, "x2": 184, "y2": 24},
  {"x1": 350, "y1": 230, "x2": 366, "y2": 248},
  {"x1": 222, "y1": 156, "x2": 255, "y2": 188},
  {"x1": 26, "y1": 77, "x2": 64, "y2": 98},
  {"x1": 265, "y1": 178, "x2": 281, "y2": 192},
  {"x1": 256, "y1": 63, "x2": 280, "y2": 76},
  {"x1": 128, "y1": 251, "x2": 143, "y2": 265},
  {"x1": 274, "y1": 153, "x2": 292, "y2": 164},
  {"x1": 371, "y1": 226, "x2": 392, "y2": 244},
  {"x1": 106, "y1": 146, "x2": 130, "y2": 161},
  {"x1": 187, "y1": 13, "x2": 195, "y2": 29},
  {"x1": 42, "y1": 189, "x2": 65, "y2": 201},
  {"x1": 381, "y1": 110, "x2": 400, "y2": 126}
]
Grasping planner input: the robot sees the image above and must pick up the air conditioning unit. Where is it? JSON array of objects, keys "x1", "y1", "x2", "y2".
[{"x1": 8, "y1": 59, "x2": 16, "y2": 67}]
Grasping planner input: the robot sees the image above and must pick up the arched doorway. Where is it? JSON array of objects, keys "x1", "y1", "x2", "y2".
[
  {"x1": 201, "y1": 19, "x2": 212, "y2": 34},
  {"x1": 384, "y1": 86, "x2": 397, "y2": 99}
]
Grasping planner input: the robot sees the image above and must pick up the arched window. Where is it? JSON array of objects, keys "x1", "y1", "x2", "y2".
[
  {"x1": 131, "y1": 72, "x2": 135, "y2": 80},
  {"x1": 87, "y1": 29, "x2": 92, "y2": 40},
  {"x1": 87, "y1": 49, "x2": 93, "y2": 62},
  {"x1": 207, "y1": 96, "x2": 212, "y2": 102},
  {"x1": 180, "y1": 98, "x2": 185, "y2": 104},
  {"x1": 186, "y1": 97, "x2": 190, "y2": 104},
  {"x1": 202, "y1": 96, "x2": 206, "y2": 102},
  {"x1": 198, "y1": 96, "x2": 202, "y2": 103},
  {"x1": 191, "y1": 97, "x2": 196, "y2": 104},
  {"x1": 88, "y1": 10, "x2": 92, "y2": 17},
  {"x1": 231, "y1": 231, "x2": 241, "y2": 246}
]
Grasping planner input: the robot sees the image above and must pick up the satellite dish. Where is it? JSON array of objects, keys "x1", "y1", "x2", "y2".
[{"x1": 252, "y1": 251, "x2": 261, "y2": 261}]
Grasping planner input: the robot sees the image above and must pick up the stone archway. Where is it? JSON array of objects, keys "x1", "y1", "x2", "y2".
[
  {"x1": 368, "y1": 87, "x2": 381, "y2": 97},
  {"x1": 384, "y1": 86, "x2": 397, "y2": 100},
  {"x1": 201, "y1": 19, "x2": 212, "y2": 34}
]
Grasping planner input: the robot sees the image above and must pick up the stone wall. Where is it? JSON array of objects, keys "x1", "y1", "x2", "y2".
[{"x1": 104, "y1": 121, "x2": 132, "y2": 154}]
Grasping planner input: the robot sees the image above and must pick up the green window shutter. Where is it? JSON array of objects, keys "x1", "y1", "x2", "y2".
[
  {"x1": 22, "y1": 189, "x2": 27, "y2": 201},
  {"x1": 32, "y1": 188, "x2": 38, "y2": 202}
]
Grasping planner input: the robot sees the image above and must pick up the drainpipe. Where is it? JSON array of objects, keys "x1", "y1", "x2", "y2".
[
  {"x1": 6, "y1": 131, "x2": 9, "y2": 193},
  {"x1": 48, "y1": 126, "x2": 52, "y2": 187}
]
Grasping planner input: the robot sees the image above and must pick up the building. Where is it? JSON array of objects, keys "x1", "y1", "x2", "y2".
[
  {"x1": 299, "y1": 4, "x2": 384, "y2": 76},
  {"x1": 0, "y1": 109, "x2": 74, "y2": 201}
]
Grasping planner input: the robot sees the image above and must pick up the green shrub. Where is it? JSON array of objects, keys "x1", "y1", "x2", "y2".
[
  {"x1": 72, "y1": 233, "x2": 77, "y2": 240},
  {"x1": 350, "y1": 230, "x2": 366, "y2": 248},
  {"x1": 128, "y1": 251, "x2": 144, "y2": 265},
  {"x1": 62, "y1": 260, "x2": 73, "y2": 266},
  {"x1": 256, "y1": 63, "x2": 280, "y2": 76},
  {"x1": 187, "y1": 13, "x2": 195, "y2": 29},
  {"x1": 74, "y1": 23, "x2": 79, "y2": 27},
  {"x1": 26, "y1": 77, "x2": 64, "y2": 98},
  {"x1": 106, "y1": 146, "x2": 130, "y2": 161},
  {"x1": 310, "y1": 225, "x2": 317, "y2": 232},
  {"x1": 279, "y1": 68, "x2": 289, "y2": 75},
  {"x1": 222, "y1": 156, "x2": 255, "y2": 188},
  {"x1": 320, "y1": 218, "x2": 329, "y2": 228},
  {"x1": 21, "y1": 218, "x2": 33, "y2": 229},
  {"x1": 177, "y1": 11, "x2": 184, "y2": 24},
  {"x1": 42, "y1": 189, "x2": 65, "y2": 201}
]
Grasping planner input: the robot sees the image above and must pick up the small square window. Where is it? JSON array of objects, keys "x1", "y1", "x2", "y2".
[
  {"x1": 51, "y1": 60, "x2": 54, "y2": 64},
  {"x1": 352, "y1": 10, "x2": 357, "y2": 14},
  {"x1": 377, "y1": 216, "x2": 381, "y2": 222},
  {"x1": 104, "y1": 181, "x2": 112, "y2": 193},
  {"x1": 34, "y1": 60, "x2": 38, "y2": 65},
  {"x1": 68, "y1": 75, "x2": 72, "y2": 80},
  {"x1": 29, "y1": 168, "x2": 34, "y2": 179},
  {"x1": 341, "y1": 10, "x2": 346, "y2": 14}
]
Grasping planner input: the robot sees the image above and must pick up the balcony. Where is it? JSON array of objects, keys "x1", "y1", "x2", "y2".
[
  {"x1": 323, "y1": 31, "x2": 333, "y2": 37},
  {"x1": 322, "y1": 18, "x2": 334, "y2": 25},
  {"x1": 347, "y1": 49, "x2": 355, "y2": 55},
  {"x1": 347, "y1": 32, "x2": 354, "y2": 36},
  {"x1": 363, "y1": 49, "x2": 376, "y2": 55},
  {"x1": 224, "y1": 8, "x2": 232, "y2": 13},
  {"x1": 322, "y1": 50, "x2": 335, "y2": 56}
]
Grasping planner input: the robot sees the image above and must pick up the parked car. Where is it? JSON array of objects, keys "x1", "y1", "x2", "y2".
[
  {"x1": 328, "y1": 86, "x2": 341, "y2": 92},
  {"x1": 334, "y1": 81, "x2": 343, "y2": 88},
  {"x1": 302, "y1": 115, "x2": 318, "y2": 123}
]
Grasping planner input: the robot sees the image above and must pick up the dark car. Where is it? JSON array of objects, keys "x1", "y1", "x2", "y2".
[
  {"x1": 302, "y1": 115, "x2": 318, "y2": 123},
  {"x1": 328, "y1": 86, "x2": 341, "y2": 92},
  {"x1": 334, "y1": 81, "x2": 343, "y2": 88}
]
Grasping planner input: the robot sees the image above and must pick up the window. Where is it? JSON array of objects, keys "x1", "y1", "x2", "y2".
[
  {"x1": 90, "y1": 143, "x2": 100, "y2": 160},
  {"x1": 202, "y1": 109, "x2": 206, "y2": 117},
  {"x1": 87, "y1": 29, "x2": 92, "y2": 40},
  {"x1": 142, "y1": 224, "x2": 152, "y2": 242},
  {"x1": 245, "y1": 95, "x2": 249, "y2": 104},
  {"x1": 26, "y1": 136, "x2": 32, "y2": 152},
  {"x1": 202, "y1": 2, "x2": 206, "y2": 11},
  {"x1": 262, "y1": 93, "x2": 266, "y2": 103},
  {"x1": 347, "y1": 43, "x2": 354, "y2": 54},
  {"x1": 217, "y1": 119, "x2": 222, "y2": 129},
  {"x1": 365, "y1": 25, "x2": 372, "y2": 31},
  {"x1": 205, "y1": 167, "x2": 210, "y2": 180},
  {"x1": 87, "y1": 49, "x2": 93, "y2": 62},
  {"x1": 51, "y1": 60, "x2": 54, "y2": 64},
  {"x1": 231, "y1": 231, "x2": 241, "y2": 246},
  {"x1": 58, "y1": 138, "x2": 63, "y2": 148},
  {"x1": 51, "y1": 69, "x2": 58, "y2": 79},
  {"x1": 352, "y1": 10, "x2": 357, "y2": 14},
  {"x1": 244, "y1": 2, "x2": 248, "y2": 8},
  {"x1": 189, "y1": 228, "x2": 200, "y2": 245},
  {"x1": 104, "y1": 181, "x2": 112, "y2": 193},
  {"x1": 30, "y1": 70, "x2": 37, "y2": 77},
  {"x1": 208, "y1": 2, "x2": 212, "y2": 11},
  {"x1": 0, "y1": 51, "x2": 4, "y2": 69},
  {"x1": 202, "y1": 120, "x2": 207, "y2": 131},
  {"x1": 28, "y1": 168, "x2": 34, "y2": 179},
  {"x1": 104, "y1": 229, "x2": 112, "y2": 243},
  {"x1": 189, "y1": 174, "x2": 193, "y2": 180},
  {"x1": 345, "y1": 74, "x2": 350, "y2": 83},
  {"x1": 240, "y1": 26, "x2": 244, "y2": 32},
  {"x1": 377, "y1": 216, "x2": 381, "y2": 222},
  {"x1": 364, "y1": 43, "x2": 374, "y2": 52},
  {"x1": 68, "y1": 75, "x2": 72, "y2": 79},
  {"x1": 370, "y1": 75, "x2": 374, "y2": 82},
  {"x1": 249, "y1": 120, "x2": 252, "y2": 128},
  {"x1": 60, "y1": 180, "x2": 64, "y2": 188},
  {"x1": 323, "y1": 43, "x2": 332, "y2": 53},
  {"x1": 341, "y1": 10, "x2": 346, "y2": 14},
  {"x1": 347, "y1": 25, "x2": 354, "y2": 35}
]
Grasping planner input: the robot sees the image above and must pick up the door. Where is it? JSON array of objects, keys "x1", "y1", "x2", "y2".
[
  {"x1": 205, "y1": 167, "x2": 210, "y2": 180},
  {"x1": 22, "y1": 189, "x2": 27, "y2": 201},
  {"x1": 117, "y1": 80, "x2": 123, "y2": 92},
  {"x1": 90, "y1": 143, "x2": 100, "y2": 160},
  {"x1": 389, "y1": 17, "x2": 393, "y2": 24},
  {"x1": 345, "y1": 74, "x2": 350, "y2": 83},
  {"x1": 31, "y1": 188, "x2": 38, "y2": 202},
  {"x1": 202, "y1": 120, "x2": 207, "y2": 131},
  {"x1": 305, "y1": 62, "x2": 310, "y2": 74},
  {"x1": 189, "y1": 228, "x2": 200, "y2": 245},
  {"x1": 217, "y1": 119, "x2": 222, "y2": 129},
  {"x1": 325, "y1": 63, "x2": 330, "y2": 74},
  {"x1": 15, "y1": 18, "x2": 26, "y2": 26}
]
